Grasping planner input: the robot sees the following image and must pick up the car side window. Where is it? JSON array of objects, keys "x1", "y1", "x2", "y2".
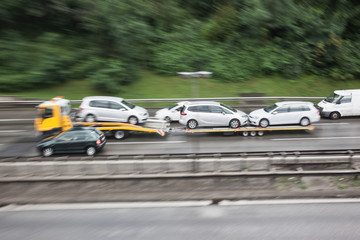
[
  {"x1": 187, "y1": 106, "x2": 198, "y2": 112},
  {"x1": 340, "y1": 96, "x2": 351, "y2": 104},
  {"x1": 289, "y1": 105, "x2": 302, "y2": 112},
  {"x1": 275, "y1": 106, "x2": 289, "y2": 113},
  {"x1": 197, "y1": 105, "x2": 210, "y2": 112},
  {"x1": 73, "y1": 134, "x2": 87, "y2": 141},
  {"x1": 109, "y1": 101, "x2": 124, "y2": 110},
  {"x1": 58, "y1": 133, "x2": 74, "y2": 142},
  {"x1": 89, "y1": 100, "x2": 109, "y2": 108},
  {"x1": 209, "y1": 106, "x2": 223, "y2": 113},
  {"x1": 301, "y1": 105, "x2": 311, "y2": 111}
]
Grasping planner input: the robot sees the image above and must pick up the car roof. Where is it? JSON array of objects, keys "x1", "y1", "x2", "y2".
[
  {"x1": 39, "y1": 97, "x2": 70, "y2": 107},
  {"x1": 334, "y1": 89, "x2": 360, "y2": 96},
  {"x1": 82, "y1": 96, "x2": 124, "y2": 102},
  {"x1": 183, "y1": 101, "x2": 221, "y2": 106},
  {"x1": 67, "y1": 126, "x2": 97, "y2": 132},
  {"x1": 275, "y1": 101, "x2": 313, "y2": 106}
]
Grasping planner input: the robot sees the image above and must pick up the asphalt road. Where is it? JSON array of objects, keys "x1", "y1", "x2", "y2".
[
  {"x1": 1, "y1": 200, "x2": 360, "y2": 240},
  {"x1": 1, "y1": 109, "x2": 360, "y2": 157}
]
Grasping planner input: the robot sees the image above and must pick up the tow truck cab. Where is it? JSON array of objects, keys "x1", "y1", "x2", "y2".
[{"x1": 34, "y1": 96, "x2": 73, "y2": 134}]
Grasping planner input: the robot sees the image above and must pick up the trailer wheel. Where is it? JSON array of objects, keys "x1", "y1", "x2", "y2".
[
  {"x1": 42, "y1": 147, "x2": 53, "y2": 157},
  {"x1": 242, "y1": 131, "x2": 249, "y2": 137},
  {"x1": 257, "y1": 131, "x2": 264, "y2": 136},
  {"x1": 330, "y1": 111, "x2": 341, "y2": 120},
  {"x1": 113, "y1": 130, "x2": 129, "y2": 140},
  {"x1": 229, "y1": 119, "x2": 240, "y2": 128},
  {"x1": 250, "y1": 131, "x2": 257, "y2": 137},
  {"x1": 259, "y1": 119, "x2": 269, "y2": 128},
  {"x1": 300, "y1": 117, "x2": 310, "y2": 126},
  {"x1": 187, "y1": 119, "x2": 198, "y2": 129}
]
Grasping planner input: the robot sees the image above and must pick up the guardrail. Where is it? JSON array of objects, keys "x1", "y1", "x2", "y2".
[
  {"x1": 0, "y1": 96, "x2": 324, "y2": 107},
  {"x1": 1, "y1": 152, "x2": 358, "y2": 181}
]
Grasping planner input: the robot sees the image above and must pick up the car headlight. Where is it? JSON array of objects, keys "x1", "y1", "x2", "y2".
[
  {"x1": 142, "y1": 113, "x2": 148, "y2": 116},
  {"x1": 250, "y1": 116, "x2": 259, "y2": 120},
  {"x1": 242, "y1": 115, "x2": 248, "y2": 118}
]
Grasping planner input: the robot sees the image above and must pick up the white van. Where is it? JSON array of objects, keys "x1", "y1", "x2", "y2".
[{"x1": 318, "y1": 89, "x2": 360, "y2": 119}]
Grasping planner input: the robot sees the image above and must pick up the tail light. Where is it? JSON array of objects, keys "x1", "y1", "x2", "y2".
[
  {"x1": 180, "y1": 112, "x2": 187, "y2": 116},
  {"x1": 316, "y1": 110, "x2": 320, "y2": 114},
  {"x1": 79, "y1": 107, "x2": 84, "y2": 111},
  {"x1": 96, "y1": 139, "x2": 101, "y2": 145}
]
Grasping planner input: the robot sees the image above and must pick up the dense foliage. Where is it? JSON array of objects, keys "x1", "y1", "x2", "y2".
[{"x1": 1, "y1": 0, "x2": 360, "y2": 92}]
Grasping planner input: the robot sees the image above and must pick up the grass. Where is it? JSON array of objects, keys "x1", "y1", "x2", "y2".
[{"x1": 3, "y1": 70, "x2": 360, "y2": 103}]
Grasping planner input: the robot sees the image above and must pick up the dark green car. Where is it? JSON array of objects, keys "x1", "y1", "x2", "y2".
[{"x1": 37, "y1": 127, "x2": 106, "y2": 157}]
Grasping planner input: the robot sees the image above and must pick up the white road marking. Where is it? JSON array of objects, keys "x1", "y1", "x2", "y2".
[
  {"x1": 107, "y1": 141, "x2": 186, "y2": 145},
  {"x1": 0, "y1": 201, "x2": 212, "y2": 211},
  {"x1": 0, "y1": 119, "x2": 33, "y2": 122},
  {"x1": 0, "y1": 130, "x2": 27, "y2": 133},
  {"x1": 220, "y1": 198, "x2": 360, "y2": 206},
  {"x1": 272, "y1": 136, "x2": 360, "y2": 141},
  {"x1": 1, "y1": 198, "x2": 360, "y2": 211},
  {"x1": 313, "y1": 122, "x2": 349, "y2": 126}
]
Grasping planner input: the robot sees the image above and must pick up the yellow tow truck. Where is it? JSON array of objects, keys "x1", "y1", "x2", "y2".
[{"x1": 34, "y1": 96, "x2": 166, "y2": 139}]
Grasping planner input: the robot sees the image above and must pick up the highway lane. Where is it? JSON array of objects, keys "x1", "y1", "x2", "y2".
[
  {"x1": 0, "y1": 113, "x2": 360, "y2": 157},
  {"x1": 1, "y1": 200, "x2": 360, "y2": 240}
]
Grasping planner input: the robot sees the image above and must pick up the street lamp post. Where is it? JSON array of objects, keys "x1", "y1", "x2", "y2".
[{"x1": 177, "y1": 71, "x2": 213, "y2": 98}]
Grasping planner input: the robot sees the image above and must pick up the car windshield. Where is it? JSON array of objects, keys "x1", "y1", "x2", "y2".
[
  {"x1": 325, "y1": 93, "x2": 341, "y2": 103},
  {"x1": 264, "y1": 104, "x2": 278, "y2": 113},
  {"x1": 220, "y1": 103, "x2": 236, "y2": 112},
  {"x1": 121, "y1": 100, "x2": 135, "y2": 109},
  {"x1": 168, "y1": 104, "x2": 179, "y2": 110}
]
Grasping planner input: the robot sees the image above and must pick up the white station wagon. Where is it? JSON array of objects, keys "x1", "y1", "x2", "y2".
[{"x1": 248, "y1": 101, "x2": 320, "y2": 128}]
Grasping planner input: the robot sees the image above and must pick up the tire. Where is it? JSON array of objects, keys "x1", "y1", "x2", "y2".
[
  {"x1": 250, "y1": 131, "x2": 257, "y2": 137},
  {"x1": 259, "y1": 118, "x2": 269, "y2": 128},
  {"x1": 164, "y1": 116, "x2": 171, "y2": 122},
  {"x1": 42, "y1": 147, "x2": 53, "y2": 157},
  {"x1": 187, "y1": 119, "x2": 198, "y2": 129},
  {"x1": 257, "y1": 131, "x2": 264, "y2": 136},
  {"x1": 113, "y1": 130, "x2": 129, "y2": 140},
  {"x1": 85, "y1": 114, "x2": 96, "y2": 123},
  {"x1": 86, "y1": 146, "x2": 96, "y2": 156},
  {"x1": 229, "y1": 119, "x2": 240, "y2": 128},
  {"x1": 300, "y1": 117, "x2": 310, "y2": 126},
  {"x1": 128, "y1": 116, "x2": 139, "y2": 125},
  {"x1": 330, "y1": 111, "x2": 341, "y2": 120},
  {"x1": 242, "y1": 131, "x2": 249, "y2": 137}
]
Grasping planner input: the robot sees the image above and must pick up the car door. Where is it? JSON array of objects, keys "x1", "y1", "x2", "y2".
[
  {"x1": 109, "y1": 101, "x2": 127, "y2": 122},
  {"x1": 196, "y1": 105, "x2": 212, "y2": 126},
  {"x1": 71, "y1": 133, "x2": 88, "y2": 152},
  {"x1": 90, "y1": 100, "x2": 111, "y2": 121},
  {"x1": 54, "y1": 132, "x2": 74, "y2": 153},
  {"x1": 269, "y1": 105, "x2": 290, "y2": 125},
  {"x1": 336, "y1": 95, "x2": 353, "y2": 116},
  {"x1": 288, "y1": 104, "x2": 305, "y2": 124},
  {"x1": 209, "y1": 105, "x2": 230, "y2": 126}
]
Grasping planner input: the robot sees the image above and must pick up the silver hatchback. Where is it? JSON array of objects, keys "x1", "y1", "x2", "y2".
[
  {"x1": 77, "y1": 96, "x2": 149, "y2": 125},
  {"x1": 179, "y1": 101, "x2": 248, "y2": 129}
]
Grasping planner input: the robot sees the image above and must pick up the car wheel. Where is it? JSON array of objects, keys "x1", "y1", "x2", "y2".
[
  {"x1": 259, "y1": 119, "x2": 269, "y2": 128},
  {"x1": 330, "y1": 111, "x2": 340, "y2": 120},
  {"x1": 128, "y1": 116, "x2": 139, "y2": 125},
  {"x1": 229, "y1": 119, "x2": 240, "y2": 128},
  {"x1": 113, "y1": 130, "x2": 129, "y2": 140},
  {"x1": 164, "y1": 116, "x2": 171, "y2": 122},
  {"x1": 86, "y1": 146, "x2": 96, "y2": 156},
  {"x1": 42, "y1": 147, "x2": 53, "y2": 157},
  {"x1": 85, "y1": 114, "x2": 96, "y2": 123},
  {"x1": 300, "y1": 117, "x2": 310, "y2": 126},
  {"x1": 187, "y1": 119, "x2": 198, "y2": 129}
]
